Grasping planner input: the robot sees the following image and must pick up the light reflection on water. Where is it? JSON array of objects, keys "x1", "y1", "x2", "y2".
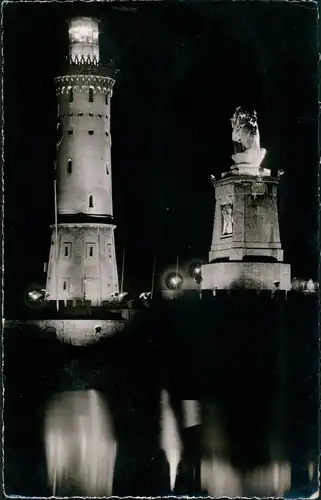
[
  {"x1": 5, "y1": 305, "x2": 318, "y2": 497},
  {"x1": 44, "y1": 390, "x2": 293, "y2": 497},
  {"x1": 44, "y1": 389, "x2": 117, "y2": 496}
]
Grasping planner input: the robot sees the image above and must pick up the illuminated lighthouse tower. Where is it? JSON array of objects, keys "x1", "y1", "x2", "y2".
[{"x1": 46, "y1": 17, "x2": 119, "y2": 306}]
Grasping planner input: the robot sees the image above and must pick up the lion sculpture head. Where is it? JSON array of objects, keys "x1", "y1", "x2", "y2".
[{"x1": 231, "y1": 107, "x2": 261, "y2": 153}]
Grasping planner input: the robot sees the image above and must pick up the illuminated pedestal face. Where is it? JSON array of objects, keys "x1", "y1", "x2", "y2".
[
  {"x1": 203, "y1": 174, "x2": 291, "y2": 290},
  {"x1": 202, "y1": 261, "x2": 291, "y2": 291},
  {"x1": 209, "y1": 176, "x2": 284, "y2": 262},
  {"x1": 46, "y1": 223, "x2": 118, "y2": 305}
]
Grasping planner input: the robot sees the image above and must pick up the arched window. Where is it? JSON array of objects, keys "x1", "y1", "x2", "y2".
[
  {"x1": 68, "y1": 88, "x2": 73, "y2": 103},
  {"x1": 88, "y1": 130, "x2": 94, "y2": 135},
  {"x1": 68, "y1": 130, "x2": 73, "y2": 135},
  {"x1": 89, "y1": 88, "x2": 94, "y2": 103},
  {"x1": 67, "y1": 159, "x2": 72, "y2": 174},
  {"x1": 89, "y1": 195, "x2": 93, "y2": 208}
]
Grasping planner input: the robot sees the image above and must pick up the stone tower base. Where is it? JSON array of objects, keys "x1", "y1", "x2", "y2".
[
  {"x1": 201, "y1": 261, "x2": 291, "y2": 291},
  {"x1": 46, "y1": 223, "x2": 118, "y2": 306}
]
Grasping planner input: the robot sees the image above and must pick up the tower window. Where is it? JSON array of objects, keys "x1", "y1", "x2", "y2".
[
  {"x1": 62, "y1": 279, "x2": 70, "y2": 291},
  {"x1": 98, "y1": 113, "x2": 102, "y2": 117},
  {"x1": 105, "y1": 132, "x2": 109, "y2": 137},
  {"x1": 78, "y1": 112, "x2": 83, "y2": 116},
  {"x1": 89, "y1": 88, "x2": 94, "y2": 103},
  {"x1": 63, "y1": 242, "x2": 72, "y2": 258},
  {"x1": 88, "y1": 130, "x2": 94, "y2": 135},
  {"x1": 89, "y1": 112, "x2": 93, "y2": 117},
  {"x1": 68, "y1": 112, "x2": 73, "y2": 116},
  {"x1": 106, "y1": 162, "x2": 109, "y2": 175},
  {"x1": 68, "y1": 130, "x2": 73, "y2": 135},
  {"x1": 86, "y1": 243, "x2": 95, "y2": 258},
  {"x1": 105, "y1": 95, "x2": 108, "y2": 105},
  {"x1": 68, "y1": 88, "x2": 73, "y2": 102},
  {"x1": 67, "y1": 159, "x2": 72, "y2": 174},
  {"x1": 89, "y1": 195, "x2": 93, "y2": 208}
]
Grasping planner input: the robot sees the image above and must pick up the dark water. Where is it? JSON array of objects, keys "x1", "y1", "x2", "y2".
[{"x1": 3, "y1": 293, "x2": 319, "y2": 496}]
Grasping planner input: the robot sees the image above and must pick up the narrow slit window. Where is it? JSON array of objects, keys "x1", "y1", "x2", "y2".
[
  {"x1": 106, "y1": 162, "x2": 109, "y2": 175},
  {"x1": 63, "y1": 242, "x2": 72, "y2": 258},
  {"x1": 89, "y1": 88, "x2": 94, "y2": 103},
  {"x1": 105, "y1": 94, "x2": 108, "y2": 105},
  {"x1": 68, "y1": 88, "x2": 73, "y2": 103},
  {"x1": 67, "y1": 159, "x2": 72, "y2": 174},
  {"x1": 62, "y1": 279, "x2": 70, "y2": 292},
  {"x1": 86, "y1": 243, "x2": 95, "y2": 258},
  {"x1": 89, "y1": 195, "x2": 93, "y2": 208}
]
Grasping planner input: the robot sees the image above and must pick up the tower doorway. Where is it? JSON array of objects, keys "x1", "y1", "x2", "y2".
[{"x1": 81, "y1": 277, "x2": 99, "y2": 305}]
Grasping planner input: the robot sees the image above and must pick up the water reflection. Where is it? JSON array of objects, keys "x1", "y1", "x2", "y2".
[
  {"x1": 44, "y1": 390, "x2": 117, "y2": 496},
  {"x1": 43, "y1": 389, "x2": 293, "y2": 497},
  {"x1": 4, "y1": 292, "x2": 319, "y2": 497}
]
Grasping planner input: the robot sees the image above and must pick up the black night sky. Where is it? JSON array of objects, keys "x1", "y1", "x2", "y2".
[{"x1": 4, "y1": 1, "x2": 319, "y2": 308}]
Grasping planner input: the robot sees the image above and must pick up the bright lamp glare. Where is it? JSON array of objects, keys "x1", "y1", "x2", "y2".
[
  {"x1": 28, "y1": 290, "x2": 42, "y2": 301},
  {"x1": 69, "y1": 26, "x2": 92, "y2": 37},
  {"x1": 194, "y1": 267, "x2": 201, "y2": 274},
  {"x1": 69, "y1": 19, "x2": 99, "y2": 45}
]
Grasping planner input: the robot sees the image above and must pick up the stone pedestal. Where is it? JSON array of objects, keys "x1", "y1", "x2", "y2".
[
  {"x1": 203, "y1": 173, "x2": 291, "y2": 291},
  {"x1": 202, "y1": 261, "x2": 291, "y2": 291}
]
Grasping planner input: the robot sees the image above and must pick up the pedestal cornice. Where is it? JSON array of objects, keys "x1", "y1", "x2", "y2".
[
  {"x1": 214, "y1": 175, "x2": 279, "y2": 186},
  {"x1": 50, "y1": 223, "x2": 117, "y2": 230}
]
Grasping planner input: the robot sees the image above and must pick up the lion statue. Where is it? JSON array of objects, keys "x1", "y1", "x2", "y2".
[{"x1": 231, "y1": 106, "x2": 261, "y2": 153}]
